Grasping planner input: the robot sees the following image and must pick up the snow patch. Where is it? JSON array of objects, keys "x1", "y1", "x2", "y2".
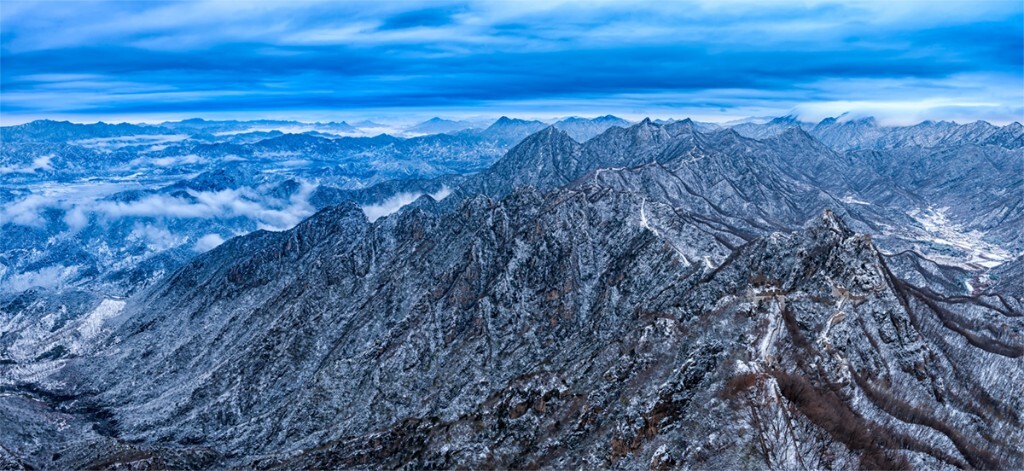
[
  {"x1": 593, "y1": 166, "x2": 625, "y2": 177},
  {"x1": 757, "y1": 306, "x2": 782, "y2": 362},
  {"x1": 639, "y1": 199, "x2": 659, "y2": 236},
  {"x1": 77, "y1": 299, "x2": 126, "y2": 342},
  {"x1": 908, "y1": 206, "x2": 1013, "y2": 269}
]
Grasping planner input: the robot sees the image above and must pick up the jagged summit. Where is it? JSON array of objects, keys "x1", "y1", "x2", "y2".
[
  {"x1": 479, "y1": 117, "x2": 548, "y2": 142},
  {"x1": 769, "y1": 125, "x2": 834, "y2": 153},
  {"x1": 510, "y1": 123, "x2": 576, "y2": 147},
  {"x1": 806, "y1": 208, "x2": 855, "y2": 238}
]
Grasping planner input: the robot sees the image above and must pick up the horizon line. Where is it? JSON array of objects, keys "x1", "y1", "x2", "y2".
[{"x1": 2, "y1": 113, "x2": 1022, "y2": 129}]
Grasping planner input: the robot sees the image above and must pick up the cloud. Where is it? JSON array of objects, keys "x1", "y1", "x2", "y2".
[
  {"x1": 360, "y1": 193, "x2": 420, "y2": 223},
  {"x1": 0, "y1": 194, "x2": 52, "y2": 227},
  {"x1": 129, "y1": 223, "x2": 184, "y2": 251},
  {"x1": 72, "y1": 134, "x2": 191, "y2": 151},
  {"x1": 64, "y1": 206, "x2": 89, "y2": 231},
  {"x1": 360, "y1": 185, "x2": 451, "y2": 222},
  {"x1": 1, "y1": 1, "x2": 1020, "y2": 123},
  {"x1": 0, "y1": 154, "x2": 54, "y2": 174},
  {"x1": 378, "y1": 7, "x2": 463, "y2": 31},
  {"x1": 193, "y1": 233, "x2": 226, "y2": 252},
  {"x1": 429, "y1": 185, "x2": 452, "y2": 201},
  {"x1": 31, "y1": 154, "x2": 54, "y2": 171},
  {"x1": 128, "y1": 153, "x2": 202, "y2": 167},
  {"x1": 3, "y1": 265, "x2": 81, "y2": 293},
  {"x1": 1, "y1": 181, "x2": 319, "y2": 232}
]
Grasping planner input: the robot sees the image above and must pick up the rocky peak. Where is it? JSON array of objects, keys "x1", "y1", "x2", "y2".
[
  {"x1": 662, "y1": 118, "x2": 698, "y2": 136},
  {"x1": 805, "y1": 208, "x2": 855, "y2": 239},
  {"x1": 479, "y1": 117, "x2": 548, "y2": 143},
  {"x1": 448, "y1": 126, "x2": 582, "y2": 200},
  {"x1": 503, "y1": 125, "x2": 579, "y2": 159},
  {"x1": 775, "y1": 125, "x2": 814, "y2": 140}
]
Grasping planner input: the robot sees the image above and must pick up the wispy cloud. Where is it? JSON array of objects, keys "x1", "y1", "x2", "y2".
[
  {"x1": 0, "y1": 193, "x2": 52, "y2": 226},
  {"x1": 3, "y1": 265, "x2": 81, "y2": 293},
  {"x1": 193, "y1": 233, "x2": 226, "y2": 252},
  {"x1": 1, "y1": 1, "x2": 1020, "y2": 123},
  {"x1": 73, "y1": 134, "x2": 191, "y2": 151},
  {"x1": 1, "y1": 181, "x2": 319, "y2": 232},
  {"x1": 130, "y1": 223, "x2": 185, "y2": 252},
  {"x1": 0, "y1": 154, "x2": 54, "y2": 174},
  {"x1": 361, "y1": 185, "x2": 451, "y2": 222}
]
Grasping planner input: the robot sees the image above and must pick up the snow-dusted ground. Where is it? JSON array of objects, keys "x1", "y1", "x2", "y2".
[
  {"x1": 907, "y1": 206, "x2": 1014, "y2": 269},
  {"x1": 75, "y1": 298, "x2": 126, "y2": 344},
  {"x1": 0, "y1": 298, "x2": 125, "y2": 369},
  {"x1": 638, "y1": 199, "x2": 659, "y2": 236},
  {"x1": 840, "y1": 195, "x2": 871, "y2": 205}
]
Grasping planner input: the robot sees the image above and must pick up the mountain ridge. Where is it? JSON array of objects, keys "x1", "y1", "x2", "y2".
[{"x1": 1, "y1": 113, "x2": 1021, "y2": 469}]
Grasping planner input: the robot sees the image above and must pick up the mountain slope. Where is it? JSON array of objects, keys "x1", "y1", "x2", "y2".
[
  {"x1": 2, "y1": 117, "x2": 1022, "y2": 470},
  {"x1": 267, "y1": 210, "x2": 1023, "y2": 470},
  {"x1": 35, "y1": 199, "x2": 1021, "y2": 469}
]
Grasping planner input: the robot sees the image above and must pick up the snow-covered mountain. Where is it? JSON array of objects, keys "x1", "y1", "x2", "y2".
[
  {"x1": 0, "y1": 117, "x2": 555, "y2": 296},
  {"x1": 476, "y1": 116, "x2": 548, "y2": 142},
  {"x1": 405, "y1": 117, "x2": 481, "y2": 135},
  {"x1": 553, "y1": 115, "x2": 631, "y2": 141},
  {"x1": 731, "y1": 114, "x2": 1024, "y2": 151},
  {"x1": 1, "y1": 116, "x2": 1021, "y2": 469}
]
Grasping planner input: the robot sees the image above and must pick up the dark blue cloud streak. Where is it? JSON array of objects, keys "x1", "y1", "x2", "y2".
[{"x1": 1, "y1": 1, "x2": 1020, "y2": 123}]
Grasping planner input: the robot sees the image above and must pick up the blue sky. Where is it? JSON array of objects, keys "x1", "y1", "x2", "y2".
[{"x1": 1, "y1": 0, "x2": 1021, "y2": 124}]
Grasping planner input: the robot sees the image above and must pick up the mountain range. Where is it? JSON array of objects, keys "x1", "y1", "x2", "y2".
[{"x1": 1, "y1": 115, "x2": 1022, "y2": 469}]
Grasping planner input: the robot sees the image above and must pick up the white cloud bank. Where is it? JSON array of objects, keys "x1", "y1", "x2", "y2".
[
  {"x1": 193, "y1": 233, "x2": 226, "y2": 252},
  {"x1": 128, "y1": 153, "x2": 202, "y2": 167},
  {"x1": 0, "y1": 154, "x2": 54, "y2": 174},
  {"x1": 360, "y1": 185, "x2": 451, "y2": 222},
  {"x1": 3, "y1": 265, "x2": 81, "y2": 293},
  {"x1": 72, "y1": 134, "x2": 190, "y2": 151},
  {"x1": 1, "y1": 181, "x2": 319, "y2": 232}
]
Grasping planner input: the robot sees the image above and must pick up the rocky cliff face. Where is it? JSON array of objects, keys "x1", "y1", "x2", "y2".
[{"x1": 2, "y1": 118, "x2": 1021, "y2": 469}]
